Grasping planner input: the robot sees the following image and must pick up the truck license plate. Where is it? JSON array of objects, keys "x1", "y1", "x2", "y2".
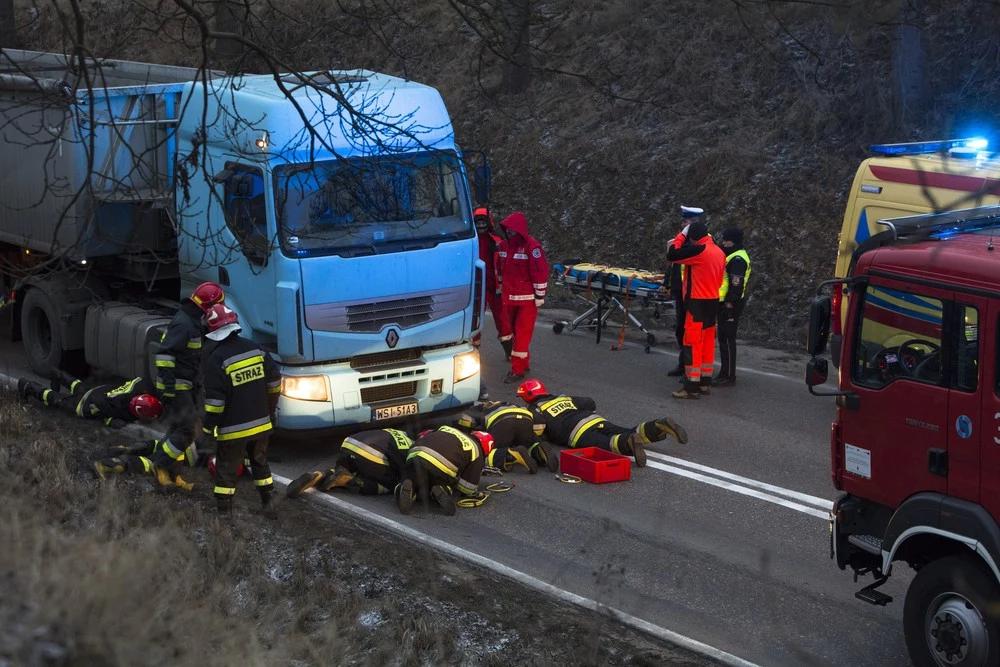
[{"x1": 374, "y1": 402, "x2": 418, "y2": 420}]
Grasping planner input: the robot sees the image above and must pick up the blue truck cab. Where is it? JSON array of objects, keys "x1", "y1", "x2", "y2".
[{"x1": 0, "y1": 52, "x2": 485, "y2": 434}]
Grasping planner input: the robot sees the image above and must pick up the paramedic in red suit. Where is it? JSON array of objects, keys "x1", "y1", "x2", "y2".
[
  {"x1": 497, "y1": 212, "x2": 548, "y2": 383},
  {"x1": 474, "y1": 207, "x2": 512, "y2": 357},
  {"x1": 666, "y1": 220, "x2": 726, "y2": 399}
]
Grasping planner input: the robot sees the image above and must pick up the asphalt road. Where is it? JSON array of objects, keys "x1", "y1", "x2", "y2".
[{"x1": 0, "y1": 306, "x2": 912, "y2": 667}]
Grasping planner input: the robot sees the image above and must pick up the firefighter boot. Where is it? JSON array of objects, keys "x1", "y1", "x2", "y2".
[
  {"x1": 92, "y1": 457, "x2": 126, "y2": 480},
  {"x1": 508, "y1": 446, "x2": 538, "y2": 474},
  {"x1": 500, "y1": 339, "x2": 513, "y2": 361},
  {"x1": 655, "y1": 417, "x2": 689, "y2": 444},
  {"x1": 530, "y1": 442, "x2": 559, "y2": 473},
  {"x1": 17, "y1": 379, "x2": 43, "y2": 402},
  {"x1": 318, "y1": 466, "x2": 355, "y2": 492},
  {"x1": 216, "y1": 496, "x2": 233, "y2": 517},
  {"x1": 286, "y1": 471, "x2": 323, "y2": 498},
  {"x1": 259, "y1": 488, "x2": 277, "y2": 518},
  {"x1": 49, "y1": 369, "x2": 77, "y2": 392},
  {"x1": 396, "y1": 479, "x2": 415, "y2": 515},
  {"x1": 626, "y1": 432, "x2": 647, "y2": 468},
  {"x1": 431, "y1": 485, "x2": 457, "y2": 516}
]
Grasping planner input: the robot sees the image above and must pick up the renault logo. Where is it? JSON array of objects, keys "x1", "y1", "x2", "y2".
[{"x1": 385, "y1": 328, "x2": 399, "y2": 348}]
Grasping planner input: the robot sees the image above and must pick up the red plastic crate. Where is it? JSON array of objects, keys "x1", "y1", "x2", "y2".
[{"x1": 560, "y1": 447, "x2": 632, "y2": 483}]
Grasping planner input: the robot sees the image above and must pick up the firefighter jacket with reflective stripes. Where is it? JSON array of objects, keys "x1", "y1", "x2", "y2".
[
  {"x1": 718, "y1": 248, "x2": 751, "y2": 304},
  {"x1": 527, "y1": 394, "x2": 607, "y2": 448},
  {"x1": 497, "y1": 212, "x2": 548, "y2": 305},
  {"x1": 406, "y1": 425, "x2": 484, "y2": 496},
  {"x1": 202, "y1": 333, "x2": 281, "y2": 442},
  {"x1": 76, "y1": 376, "x2": 153, "y2": 425},
  {"x1": 457, "y1": 401, "x2": 539, "y2": 449},
  {"x1": 341, "y1": 429, "x2": 412, "y2": 477},
  {"x1": 155, "y1": 301, "x2": 205, "y2": 398}
]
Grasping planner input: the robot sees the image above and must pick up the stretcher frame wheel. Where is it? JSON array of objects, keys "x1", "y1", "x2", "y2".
[
  {"x1": 553, "y1": 322, "x2": 566, "y2": 334},
  {"x1": 644, "y1": 333, "x2": 656, "y2": 354}
]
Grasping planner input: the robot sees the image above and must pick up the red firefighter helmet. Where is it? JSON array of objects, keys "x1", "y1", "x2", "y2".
[
  {"x1": 516, "y1": 378, "x2": 547, "y2": 404},
  {"x1": 471, "y1": 430, "x2": 494, "y2": 457},
  {"x1": 190, "y1": 282, "x2": 225, "y2": 312},
  {"x1": 417, "y1": 429, "x2": 435, "y2": 439},
  {"x1": 207, "y1": 456, "x2": 245, "y2": 479},
  {"x1": 129, "y1": 394, "x2": 163, "y2": 421},
  {"x1": 205, "y1": 304, "x2": 241, "y2": 341}
]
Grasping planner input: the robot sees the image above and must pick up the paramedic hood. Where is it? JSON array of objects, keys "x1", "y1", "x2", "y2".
[{"x1": 498, "y1": 212, "x2": 548, "y2": 306}]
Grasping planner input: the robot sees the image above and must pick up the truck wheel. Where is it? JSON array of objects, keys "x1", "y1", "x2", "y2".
[
  {"x1": 20, "y1": 288, "x2": 64, "y2": 376},
  {"x1": 903, "y1": 554, "x2": 1000, "y2": 667}
]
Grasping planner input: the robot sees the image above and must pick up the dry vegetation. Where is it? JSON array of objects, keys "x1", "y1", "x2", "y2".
[
  {"x1": 9, "y1": 0, "x2": 1000, "y2": 344},
  {"x1": 0, "y1": 391, "x2": 714, "y2": 666}
]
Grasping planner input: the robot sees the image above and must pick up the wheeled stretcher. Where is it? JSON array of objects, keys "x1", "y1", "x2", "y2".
[{"x1": 552, "y1": 263, "x2": 675, "y2": 353}]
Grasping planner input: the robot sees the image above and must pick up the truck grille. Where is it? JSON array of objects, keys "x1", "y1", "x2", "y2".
[
  {"x1": 347, "y1": 296, "x2": 434, "y2": 333},
  {"x1": 361, "y1": 382, "x2": 417, "y2": 403},
  {"x1": 350, "y1": 348, "x2": 422, "y2": 370}
]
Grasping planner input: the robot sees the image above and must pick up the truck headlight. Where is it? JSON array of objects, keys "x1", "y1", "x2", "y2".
[
  {"x1": 454, "y1": 350, "x2": 480, "y2": 384},
  {"x1": 281, "y1": 375, "x2": 329, "y2": 402}
]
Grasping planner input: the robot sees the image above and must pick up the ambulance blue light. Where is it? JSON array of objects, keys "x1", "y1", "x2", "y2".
[{"x1": 869, "y1": 138, "x2": 988, "y2": 157}]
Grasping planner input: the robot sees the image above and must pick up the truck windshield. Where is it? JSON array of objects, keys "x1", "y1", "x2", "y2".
[{"x1": 274, "y1": 151, "x2": 472, "y2": 256}]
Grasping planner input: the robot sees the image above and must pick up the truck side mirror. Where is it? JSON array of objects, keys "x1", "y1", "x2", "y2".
[
  {"x1": 473, "y1": 163, "x2": 491, "y2": 206},
  {"x1": 807, "y1": 295, "x2": 832, "y2": 356},
  {"x1": 805, "y1": 357, "x2": 829, "y2": 387}
]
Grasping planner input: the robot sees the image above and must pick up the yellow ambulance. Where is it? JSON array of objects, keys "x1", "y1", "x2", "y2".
[{"x1": 830, "y1": 138, "x2": 1000, "y2": 364}]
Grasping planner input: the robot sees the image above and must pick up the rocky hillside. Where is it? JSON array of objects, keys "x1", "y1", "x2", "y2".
[{"x1": 15, "y1": 0, "x2": 1000, "y2": 345}]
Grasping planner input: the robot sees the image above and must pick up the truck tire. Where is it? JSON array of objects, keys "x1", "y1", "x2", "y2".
[
  {"x1": 903, "y1": 554, "x2": 1000, "y2": 667},
  {"x1": 20, "y1": 288, "x2": 64, "y2": 376}
]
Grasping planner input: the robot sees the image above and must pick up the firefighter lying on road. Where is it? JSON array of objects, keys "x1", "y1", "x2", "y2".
[
  {"x1": 285, "y1": 428, "x2": 414, "y2": 499},
  {"x1": 17, "y1": 372, "x2": 163, "y2": 428},
  {"x1": 456, "y1": 400, "x2": 558, "y2": 473},
  {"x1": 516, "y1": 379, "x2": 689, "y2": 467},
  {"x1": 397, "y1": 426, "x2": 493, "y2": 516},
  {"x1": 91, "y1": 435, "x2": 198, "y2": 490}
]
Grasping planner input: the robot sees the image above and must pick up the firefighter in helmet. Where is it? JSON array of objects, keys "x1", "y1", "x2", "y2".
[
  {"x1": 516, "y1": 379, "x2": 689, "y2": 467},
  {"x1": 285, "y1": 428, "x2": 413, "y2": 498},
  {"x1": 200, "y1": 304, "x2": 281, "y2": 516},
  {"x1": 456, "y1": 400, "x2": 558, "y2": 473},
  {"x1": 397, "y1": 426, "x2": 493, "y2": 516},
  {"x1": 17, "y1": 374, "x2": 162, "y2": 428}
]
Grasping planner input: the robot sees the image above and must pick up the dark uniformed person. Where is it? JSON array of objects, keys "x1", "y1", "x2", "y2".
[
  {"x1": 714, "y1": 227, "x2": 751, "y2": 387},
  {"x1": 666, "y1": 206, "x2": 703, "y2": 377},
  {"x1": 91, "y1": 436, "x2": 197, "y2": 490},
  {"x1": 285, "y1": 428, "x2": 413, "y2": 498},
  {"x1": 456, "y1": 400, "x2": 559, "y2": 473},
  {"x1": 17, "y1": 374, "x2": 163, "y2": 428},
  {"x1": 515, "y1": 379, "x2": 688, "y2": 467},
  {"x1": 154, "y1": 281, "x2": 225, "y2": 464},
  {"x1": 200, "y1": 304, "x2": 281, "y2": 516},
  {"x1": 397, "y1": 426, "x2": 493, "y2": 516}
]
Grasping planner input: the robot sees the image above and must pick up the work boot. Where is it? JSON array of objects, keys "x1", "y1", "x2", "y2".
[
  {"x1": 49, "y1": 369, "x2": 76, "y2": 392},
  {"x1": 17, "y1": 378, "x2": 41, "y2": 401},
  {"x1": 500, "y1": 339, "x2": 513, "y2": 361},
  {"x1": 627, "y1": 434, "x2": 647, "y2": 468},
  {"x1": 259, "y1": 488, "x2": 277, "y2": 518},
  {"x1": 712, "y1": 375, "x2": 735, "y2": 387},
  {"x1": 509, "y1": 446, "x2": 538, "y2": 474},
  {"x1": 503, "y1": 371, "x2": 525, "y2": 384},
  {"x1": 216, "y1": 496, "x2": 233, "y2": 517},
  {"x1": 699, "y1": 381, "x2": 711, "y2": 395},
  {"x1": 672, "y1": 385, "x2": 700, "y2": 400},
  {"x1": 92, "y1": 458, "x2": 126, "y2": 480},
  {"x1": 286, "y1": 470, "x2": 323, "y2": 498},
  {"x1": 318, "y1": 466, "x2": 355, "y2": 492},
  {"x1": 654, "y1": 417, "x2": 689, "y2": 445},
  {"x1": 396, "y1": 479, "x2": 414, "y2": 515},
  {"x1": 431, "y1": 485, "x2": 457, "y2": 516},
  {"x1": 542, "y1": 444, "x2": 559, "y2": 472}
]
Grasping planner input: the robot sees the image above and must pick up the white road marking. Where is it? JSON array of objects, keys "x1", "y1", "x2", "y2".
[
  {"x1": 647, "y1": 452, "x2": 833, "y2": 510},
  {"x1": 645, "y1": 460, "x2": 829, "y2": 520},
  {"x1": 273, "y1": 473, "x2": 762, "y2": 667}
]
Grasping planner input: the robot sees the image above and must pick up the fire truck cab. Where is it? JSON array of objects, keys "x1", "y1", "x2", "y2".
[{"x1": 806, "y1": 206, "x2": 1000, "y2": 667}]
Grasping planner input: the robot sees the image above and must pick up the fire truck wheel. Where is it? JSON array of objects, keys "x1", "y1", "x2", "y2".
[{"x1": 903, "y1": 554, "x2": 1000, "y2": 667}]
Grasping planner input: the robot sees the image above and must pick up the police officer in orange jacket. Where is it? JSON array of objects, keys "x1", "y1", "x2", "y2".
[
  {"x1": 666, "y1": 219, "x2": 726, "y2": 399},
  {"x1": 497, "y1": 212, "x2": 548, "y2": 383}
]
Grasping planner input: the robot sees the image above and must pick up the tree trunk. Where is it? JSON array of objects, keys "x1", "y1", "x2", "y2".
[
  {"x1": 0, "y1": 0, "x2": 19, "y2": 50},
  {"x1": 890, "y1": 0, "x2": 925, "y2": 135},
  {"x1": 213, "y1": 0, "x2": 243, "y2": 64},
  {"x1": 500, "y1": 0, "x2": 531, "y2": 94}
]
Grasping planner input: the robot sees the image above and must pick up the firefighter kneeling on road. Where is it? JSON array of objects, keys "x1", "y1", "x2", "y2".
[
  {"x1": 91, "y1": 433, "x2": 198, "y2": 491},
  {"x1": 285, "y1": 428, "x2": 413, "y2": 498},
  {"x1": 17, "y1": 373, "x2": 163, "y2": 428},
  {"x1": 456, "y1": 400, "x2": 558, "y2": 473},
  {"x1": 397, "y1": 426, "x2": 493, "y2": 516},
  {"x1": 200, "y1": 304, "x2": 281, "y2": 516},
  {"x1": 516, "y1": 379, "x2": 689, "y2": 467}
]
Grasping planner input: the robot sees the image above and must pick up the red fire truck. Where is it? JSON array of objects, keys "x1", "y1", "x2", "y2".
[{"x1": 806, "y1": 206, "x2": 1000, "y2": 667}]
